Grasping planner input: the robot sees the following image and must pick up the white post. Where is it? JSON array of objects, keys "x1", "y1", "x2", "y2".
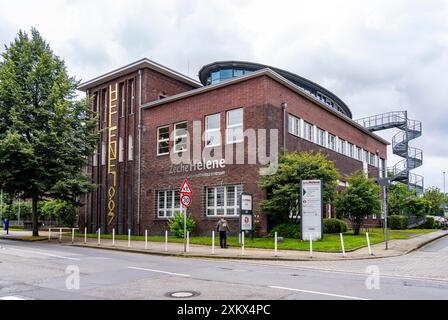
[
  {"x1": 112, "y1": 228, "x2": 115, "y2": 246},
  {"x1": 48, "y1": 227, "x2": 51, "y2": 241},
  {"x1": 186, "y1": 231, "x2": 190, "y2": 253},
  {"x1": 340, "y1": 233, "x2": 346, "y2": 257},
  {"x1": 145, "y1": 230, "x2": 148, "y2": 249},
  {"x1": 241, "y1": 232, "x2": 245, "y2": 256},
  {"x1": 165, "y1": 230, "x2": 168, "y2": 252},
  {"x1": 309, "y1": 235, "x2": 313, "y2": 258},
  {"x1": 274, "y1": 232, "x2": 278, "y2": 257},
  {"x1": 84, "y1": 227, "x2": 87, "y2": 244},
  {"x1": 212, "y1": 231, "x2": 215, "y2": 255},
  {"x1": 59, "y1": 228, "x2": 62, "y2": 242},
  {"x1": 128, "y1": 229, "x2": 131, "y2": 248},
  {"x1": 71, "y1": 228, "x2": 75, "y2": 244},
  {"x1": 366, "y1": 232, "x2": 373, "y2": 255},
  {"x1": 98, "y1": 228, "x2": 101, "y2": 245}
]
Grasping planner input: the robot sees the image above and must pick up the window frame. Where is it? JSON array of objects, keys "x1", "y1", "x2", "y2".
[
  {"x1": 128, "y1": 135, "x2": 134, "y2": 161},
  {"x1": 288, "y1": 114, "x2": 300, "y2": 137},
  {"x1": 328, "y1": 134, "x2": 336, "y2": 151},
  {"x1": 157, "y1": 125, "x2": 170, "y2": 156},
  {"x1": 174, "y1": 121, "x2": 188, "y2": 153},
  {"x1": 129, "y1": 79, "x2": 135, "y2": 115},
  {"x1": 303, "y1": 121, "x2": 313, "y2": 142},
  {"x1": 206, "y1": 185, "x2": 243, "y2": 217},
  {"x1": 317, "y1": 128, "x2": 325, "y2": 147},
  {"x1": 118, "y1": 136, "x2": 124, "y2": 162},
  {"x1": 226, "y1": 108, "x2": 244, "y2": 144},
  {"x1": 157, "y1": 190, "x2": 185, "y2": 219},
  {"x1": 205, "y1": 113, "x2": 221, "y2": 147}
]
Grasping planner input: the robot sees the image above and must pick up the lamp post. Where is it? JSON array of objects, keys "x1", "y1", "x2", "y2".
[{"x1": 443, "y1": 171, "x2": 446, "y2": 195}]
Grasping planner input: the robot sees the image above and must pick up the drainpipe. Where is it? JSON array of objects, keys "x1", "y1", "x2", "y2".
[
  {"x1": 282, "y1": 102, "x2": 288, "y2": 154},
  {"x1": 137, "y1": 70, "x2": 143, "y2": 235}
]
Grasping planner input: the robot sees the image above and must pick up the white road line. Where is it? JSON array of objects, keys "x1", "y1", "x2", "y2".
[
  {"x1": 128, "y1": 266, "x2": 190, "y2": 278},
  {"x1": 0, "y1": 296, "x2": 27, "y2": 300},
  {"x1": 269, "y1": 286, "x2": 369, "y2": 300},
  {"x1": 4, "y1": 247, "x2": 81, "y2": 261}
]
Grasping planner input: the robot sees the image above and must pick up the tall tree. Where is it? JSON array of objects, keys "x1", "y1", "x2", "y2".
[
  {"x1": 0, "y1": 29, "x2": 98, "y2": 236},
  {"x1": 259, "y1": 151, "x2": 339, "y2": 224},
  {"x1": 423, "y1": 187, "x2": 446, "y2": 216},
  {"x1": 335, "y1": 172, "x2": 381, "y2": 235}
]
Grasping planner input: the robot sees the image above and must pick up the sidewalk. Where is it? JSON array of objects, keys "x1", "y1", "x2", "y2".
[{"x1": 2, "y1": 229, "x2": 444, "y2": 261}]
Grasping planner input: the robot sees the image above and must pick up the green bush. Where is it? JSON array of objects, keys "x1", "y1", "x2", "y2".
[
  {"x1": 388, "y1": 215, "x2": 408, "y2": 230},
  {"x1": 168, "y1": 211, "x2": 196, "y2": 238},
  {"x1": 268, "y1": 223, "x2": 301, "y2": 239},
  {"x1": 323, "y1": 218, "x2": 348, "y2": 233},
  {"x1": 420, "y1": 216, "x2": 435, "y2": 229}
]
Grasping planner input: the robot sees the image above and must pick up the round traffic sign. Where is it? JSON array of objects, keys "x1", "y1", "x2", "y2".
[{"x1": 181, "y1": 194, "x2": 192, "y2": 207}]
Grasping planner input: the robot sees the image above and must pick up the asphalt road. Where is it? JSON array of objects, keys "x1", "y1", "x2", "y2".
[{"x1": 0, "y1": 236, "x2": 447, "y2": 300}]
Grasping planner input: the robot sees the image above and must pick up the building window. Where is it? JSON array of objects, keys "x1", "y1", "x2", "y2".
[
  {"x1": 118, "y1": 137, "x2": 124, "y2": 162},
  {"x1": 128, "y1": 135, "x2": 134, "y2": 161},
  {"x1": 103, "y1": 89, "x2": 108, "y2": 122},
  {"x1": 93, "y1": 146, "x2": 98, "y2": 167},
  {"x1": 303, "y1": 121, "x2": 313, "y2": 141},
  {"x1": 369, "y1": 153, "x2": 375, "y2": 166},
  {"x1": 174, "y1": 122, "x2": 188, "y2": 153},
  {"x1": 129, "y1": 79, "x2": 135, "y2": 114},
  {"x1": 357, "y1": 147, "x2": 363, "y2": 161},
  {"x1": 328, "y1": 134, "x2": 336, "y2": 151},
  {"x1": 364, "y1": 150, "x2": 369, "y2": 163},
  {"x1": 348, "y1": 143, "x2": 355, "y2": 158},
  {"x1": 120, "y1": 83, "x2": 125, "y2": 117},
  {"x1": 317, "y1": 128, "x2": 325, "y2": 147},
  {"x1": 226, "y1": 108, "x2": 244, "y2": 144},
  {"x1": 157, "y1": 190, "x2": 184, "y2": 218},
  {"x1": 338, "y1": 139, "x2": 346, "y2": 155},
  {"x1": 288, "y1": 115, "x2": 300, "y2": 137},
  {"x1": 101, "y1": 141, "x2": 106, "y2": 165},
  {"x1": 205, "y1": 113, "x2": 221, "y2": 147},
  {"x1": 93, "y1": 94, "x2": 99, "y2": 113},
  {"x1": 157, "y1": 126, "x2": 170, "y2": 155},
  {"x1": 206, "y1": 185, "x2": 243, "y2": 216}
]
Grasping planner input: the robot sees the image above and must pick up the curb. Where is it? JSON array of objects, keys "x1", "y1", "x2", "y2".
[{"x1": 404, "y1": 232, "x2": 448, "y2": 254}]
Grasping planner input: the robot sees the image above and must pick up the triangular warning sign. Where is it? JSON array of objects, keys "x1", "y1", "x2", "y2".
[{"x1": 179, "y1": 179, "x2": 193, "y2": 195}]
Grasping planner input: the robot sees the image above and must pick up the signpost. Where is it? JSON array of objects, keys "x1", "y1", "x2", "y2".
[
  {"x1": 179, "y1": 179, "x2": 193, "y2": 253},
  {"x1": 240, "y1": 193, "x2": 254, "y2": 240},
  {"x1": 375, "y1": 177, "x2": 391, "y2": 250},
  {"x1": 301, "y1": 180, "x2": 323, "y2": 241}
]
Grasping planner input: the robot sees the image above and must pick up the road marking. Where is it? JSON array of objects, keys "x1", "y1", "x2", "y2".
[
  {"x1": 0, "y1": 296, "x2": 28, "y2": 300},
  {"x1": 128, "y1": 266, "x2": 190, "y2": 278},
  {"x1": 4, "y1": 247, "x2": 81, "y2": 261},
  {"x1": 269, "y1": 286, "x2": 369, "y2": 300}
]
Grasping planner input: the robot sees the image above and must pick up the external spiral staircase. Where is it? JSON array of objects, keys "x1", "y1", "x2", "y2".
[{"x1": 356, "y1": 111, "x2": 424, "y2": 195}]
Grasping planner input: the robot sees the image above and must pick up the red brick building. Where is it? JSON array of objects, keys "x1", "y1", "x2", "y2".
[{"x1": 78, "y1": 59, "x2": 388, "y2": 236}]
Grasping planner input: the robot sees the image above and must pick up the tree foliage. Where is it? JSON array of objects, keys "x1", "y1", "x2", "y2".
[
  {"x1": 259, "y1": 151, "x2": 339, "y2": 224},
  {"x1": 403, "y1": 197, "x2": 432, "y2": 217},
  {"x1": 0, "y1": 29, "x2": 98, "y2": 235},
  {"x1": 387, "y1": 183, "x2": 413, "y2": 215},
  {"x1": 423, "y1": 187, "x2": 447, "y2": 216},
  {"x1": 335, "y1": 172, "x2": 381, "y2": 235}
]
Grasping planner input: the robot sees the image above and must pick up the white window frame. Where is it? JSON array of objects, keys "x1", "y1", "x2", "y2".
[
  {"x1": 129, "y1": 80, "x2": 135, "y2": 114},
  {"x1": 348, "y1": 143, "x2": 354, "y2": 158},
  {"x1": 288, "y1": 114, "x2": 300, "y2": 137},
  {"x1": 157, "y1": 190, "x2": 185, "y2": 219},
  {"x1": 120, "y1": 83, "x2": 125, "y2": 118},
  {"x1": 101, "y1": 141, "x2": 106, "y2": 165},
  {"x1": 103, "y1": 90, "x2": 108, "y2": 122},
  {"x1": 206, "y1": 185, "x2": 242, "y2": 217},
  {"x1": 118, "y1": 137, "x2": 124, "y2": 162},
  {"x1": 93, "y1": 146, "x2": 98, "y2": 167},
  {"x1": 205, "y1": 113, "x2": 221, "y2": 147},
  {"x1": 226, "y1": 108, "x2": 244, "y2": 144},
  {"x1": 328, "y1": 134, "x2": 336, "y2": 151},
  {"x1": 303, "y1": 121, "x2": 313, "y2": 142},
  {"x1": 174, "y1": 121, "x2": 188, "y2": 153},
  {"x1": 157, "y1": 125, "x2": 170, "y2": 156},
  {"x1": 128, "y1": 135, "x2": 134, "y2": 161},
  {"x1": 338, "y1": 138, "x2": 346, "y2": 155}
]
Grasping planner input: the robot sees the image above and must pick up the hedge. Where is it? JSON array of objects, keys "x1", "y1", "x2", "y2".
[
  {"x1": 268, "y1": 223, "x2": 301, "y2": 239},
  {"x1": 323, "y1": 218, "x2": 348, "y2": 233},
  {"x1": 388, "y1": 215, "x2": 408, "y2": 230}
]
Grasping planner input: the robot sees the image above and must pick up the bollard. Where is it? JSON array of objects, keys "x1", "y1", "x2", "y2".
[
  {"x1": 48, "y1": 227, "x2": 51, "y2": 242},
  {"x1": 98, "y1": 228, "x2": 101, "y2": 245},
  {"x1": 59, "y1": 228, "x2": 62, "y2": 242},
  {"x1": 186, "y1": 231, "x2": 190, "y2": 253},
  {"x1": 128, "y1": 229, "x2": 131, "y2": 248},
  {"x1": 212, "y1": 230, "x2": 215, "y2": 255},
  {"x1": 72, "y1": 228, "x2": 75, "y2": 244},
  {"x1": 112, "y1": 228, "x2": 115, "y2": 246},
  {"x1": 366, "y1": 232, "x2": 373, "y2": 255},
  {"x1": 274, "y1": 232, "x2": 278, "y2": 257},
  {"x1": 84, "y1": 227, "x2": 87, "y2": 244},
  {"x1": 241, "y1": 232, "x2": 245, "y2": 256},
  {"x1": 145, "y1": 230, "x2": 148, "y2": 249},
  {"x1": 340, "y1": 233, "x2": 346, "y2": 257},
  {"x1": 165, "y1": 230, "x2": 168, "y2": 252},
  {"x1": 309, "y1": 235, "x2": 313, "y2": 258}
]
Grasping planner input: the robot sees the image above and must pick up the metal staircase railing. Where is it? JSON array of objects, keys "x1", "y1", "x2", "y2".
[{"x1": 356, "y1": 111, "x2": 424, "y2": 195}]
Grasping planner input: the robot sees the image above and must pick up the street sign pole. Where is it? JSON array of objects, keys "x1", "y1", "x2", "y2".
[
  {"x1": 383, "y1": 185, "x2": 388, "y2": 250},
  {"x1": 184, "y1": 207, "x2": 187, "y2": 253}
]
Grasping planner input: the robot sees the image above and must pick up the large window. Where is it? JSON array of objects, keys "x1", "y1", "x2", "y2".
[
  {"x1": 338, "y1": 138, "x2": 346, "y2": 155},
  {"x1": 364, "y1": 150, "x2": 369, "y2": 163},
  {"x1": 129, "y1": 79, "x2": 135, "y2": 114},
  {"x1": 118, "y1": 137, "x2": 124, "y2": 162},
  {"x1": 206, "y1": 185, "x2": 243, "y2": 216},
  {"x1": 93, "y1": 146, "x2": 98, "y2": 167},
  {"x1": 157, "y1": 126, "x2": 170, "y2": 155},
  {"x1": 288, "y1": 115, "x2": 300, "y2": 137},
  {"x1": 226, "y1": 108, "x2": 243, "y2": 144},
  {"x1": 128, "y1": 135, "x2": 134, "y2": 161},
  {"x1": 103, "y1": 90, "x2": 108, "y2": 123},
  {"x1": 303, "y1": 121, "x2": 313, "y2": 141},
  {"x1": 348, "y1": 143, "x2": 355, "y2": 158},
  {"x1": 328, "y1": 134, "x2": 336, "y2": 151},
  {"x1": 174, "y1": 122, "x2": 188, "y2": 153},
  {"x1": 157, "y1": 190, "x2": 184, "y2": 218},
  {"x1": 120, "y1": 83, "x2": 125, "y2": 117},
  {"x1": 317, "y1": 128, "x2": 325, "y2": 147},
  {"x1": 205, "y1": 113, "x2": 221, "y2": 147},
  {"x1": 101, "y1": 141, "x2": 106, "y2": 165},
  {"x1": 356, "y1": 147, "x2": 363, "y2": 161}
]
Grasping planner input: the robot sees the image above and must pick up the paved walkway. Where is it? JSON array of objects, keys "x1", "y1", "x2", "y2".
[{"x1": 2, "y1": 229, "x2": 446, "y2": 261}]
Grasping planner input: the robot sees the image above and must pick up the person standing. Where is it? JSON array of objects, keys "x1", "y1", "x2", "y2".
[{"x1": 216, "y1": 218, "x2": 230, "y2": 248}]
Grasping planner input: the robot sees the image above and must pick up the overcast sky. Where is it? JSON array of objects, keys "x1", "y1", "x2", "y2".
[{"x1": 1, "y1": 0, "x2": 447, "y2": 191}]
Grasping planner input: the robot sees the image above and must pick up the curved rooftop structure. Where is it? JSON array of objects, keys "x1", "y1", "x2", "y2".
[{"x1": 199, "y1": 61, "x2": 352, "y2": 118}]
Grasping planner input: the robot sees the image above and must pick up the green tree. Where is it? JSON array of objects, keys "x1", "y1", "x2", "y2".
[
  {"x1": 403, "y1": 197, "x2": 432, "y2": 217},
  {"x1": 387, "y1": 183, "x2": 413, "y2": 215},
  {"x1": 335, "y1": 172, "x2": 381, "y2": 235},
  {"x1": 0, "y1": 29, "x2": 98, "y2": 236},
  {"x1": 259, "y1": 151, "x2": 339, "y2": 224},
  {"x1": 423, "y1": 187, "x2": 446, "y2": 216}
]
